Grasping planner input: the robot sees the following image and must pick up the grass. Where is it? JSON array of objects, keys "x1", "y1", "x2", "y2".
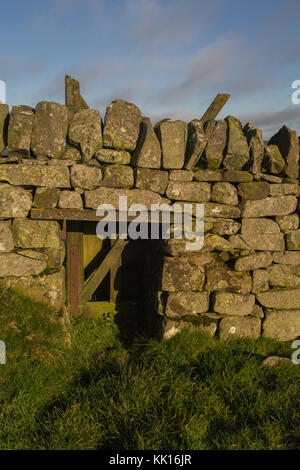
[{"x1": 0, "y1": 287, "x2": 299, "y2": 450}]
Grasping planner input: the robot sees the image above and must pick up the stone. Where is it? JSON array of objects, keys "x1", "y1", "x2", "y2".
[
  {"x1": 7, "y1": 105, "x2": 34, "y2": 157},
  {"x1": 256, "y1": 289, "x2": 300, "y2": 309},
  {"x1": 193, "y1": 169, "x2": 223, "y2": 181},
  {"x1": 165, "y1": 291, "x2": 210, "y2": 317},
  {"x1": 252, "y1": 269, "x2": 269, "y2": 293},
  {"x1": 161, "y1": 257, "x2": 205, "y2": 292},
  {"x1": 0, "y1": 221, "x2": 14, "y2": 252},
  {"x1": 31, "y1": 101, "x2": 68, "y2": 159},
  {"x1": 102, "y1": 164, "x2": 134, "y2": 189},
  {"x1": 205, "y1": 267, "x2": 252, "y2": 294},
  {"x1": 256, "y1": 173, "x2": 282, "y2": 183},
  {"x1": 269, "y1": 125, "x2": 299, "y2": 179},
  {"x1": 251, "y1": 304, "x2": 264, "y2": 318},
  {"x1": 243, "y1": 123, "x2": 264, "y2": 174},
  {"x1": 286, "y1": 230, "x2": 300, "y2": 250},
  {"x1": 85, "y1": 187, "x2": 167, "y2": 210},
  {"x1": 202, "y1": 119, "x2": 227, "y2": 169},
  {"x1": 162, "y1": 317, "x2": 217, "y2": 339},
  {"x1": 275, "y1": 214, "x2": 299, "y2": 231},
  {"x1": 58, "y1": 191, "x2": 83, "y2": 209},
  {"x1": 166, "y1": 181, "x2": 210, "y2": 202},
  {"x1": 70, "y1": 164, "x2": 102, "y2": 190},
  {"x1": 95, "y1": 148, "x2": 131, "y2": 165},
  {"x1": 0, "y1": 268, "x2": 66, "y2": 310},
  {"x1": 228, "y1": 235, "x2": 251, "y2": 250},
  {"x1": 203, "y1": 233, "x2": 233, "y2": 251},
  {"x1": 42, "y1": 242, "x2": 66, "y2": 269},
  {"x1": 237, "y1": 182, "x2": 270, "y2": 200},
  {"x1": 241, "y1": 218, "x2": 280, "y2": 235},
  {"x1": 155, "y1": 119, "x2": 187, "y2": 169},
  {"x1": 16, "y1": 250, "x2": 48, "y2": 261},
  {"x1": 131, "y1": 117, "x2": 161, "y2": 168},
  {"x1": 262, "y1": 356, "x2": 291, "y2": 367},
  {"x1": 273, "y1": 251, "x2": 300, "y2": 265},
  {"x1": 103, "y1": 99, "x2": 142, "y2": 151},
  {"x1": 267, "y1": 264, "x2": 300, "y2": 288},
  {"x1": 211, "y1": 182, "x2": 238, "y2": 205},
  {"x1": 223, "y1": 116, "x2": 249, "y2": 170},
  {"x1": 212, "y1": 219, "x2": 240, "y2": 236},
  {"x1": 135, "y1": 168, "x2": 168, "y2": 194},
  {"x1": 0, "y1": 183, "x2": 32, "y2": 218},
  {"x1": 204, "y1": 202, "x2": 240, "y2": 218},
  {"x1": 263, "y1": 145, "x2": 285, "y2": 174},
  {"x1": 241, "y1": 233, "x2": 285, "y2": 252},
  {"x1": 68, "y1": 108, "x2": 102, "y2": 161},
  {"x1": 61, "y1": 145, "x2": 82, "y2": 161},
  {"x1": 219, "y1": 316, "x2": 261, "y2": 339},
  {"x1": 169, "y1": 170, "x2": 193, "y2": 182},
  {"x1": 223, "y1": 170, "x2": 253, "y2": 182},
  {"x1": 0, "y1": 164, "x2": 70, "y2": 188},
  {"x1": 12, "y1": 218, "x2": 60, "y2": 248},
  {"x1": 0, "y1": 104, "x2": 9, "y2": 153},
  {"x1": 184, "y1": 119, "x2": 206, "y2": 170},
  {"x1": 235, "y1": 252, "x2": 273, "y2": 271},
  {"x1": 0, "y1": 253, "x2": 47, "y2": 277},
  {"x1": 241, "y1": 196, "x2": 297, "y2": 217},
  {"x1": 213, "y1": 292, "x2": 255, "y2": 316},
  {"x1": 263, "y1": 309, "x2": 300, "y2": 341},
  {"x1": 269, "y1": 183, "x2": 298, "y2": 196},
  {"x1": 33, "y1": 188, "x2": 60, "y2": 209}
]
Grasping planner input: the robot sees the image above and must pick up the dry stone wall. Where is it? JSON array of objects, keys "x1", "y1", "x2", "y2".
[{"x1": 0, "y1": 90, "x2": 300, "y2": 343}]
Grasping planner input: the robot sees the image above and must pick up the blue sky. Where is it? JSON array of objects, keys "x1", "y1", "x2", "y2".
[{"x1": 1, "y1": 0, "x2": 300, "y2": 139}]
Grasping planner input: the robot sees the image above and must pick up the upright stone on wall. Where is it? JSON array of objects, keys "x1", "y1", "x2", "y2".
[
  {"x1": 223, "y1": 116, "x2": 249, "y2": 170},
  {"x1": 269, "y1": 125, "x2": 299, "y2": 179},
  {"x1": 132, "y1": 117, "x2": 162, "y2": 168},
  {"x1": 0, "y1": 103, "x2": 9, "y2": 153},
  {"x1": 7, "y1": 105, "x2": 34, "y2": 157},
  {"x1": 154, "y1": 119, "x2": 187, "y2": 169},
  {"x1": 68, "y1": 109, "x2": 102, "y2": 161},
  {"x1": 103, "y1": 99, "x2": 142, "y2": 151}
]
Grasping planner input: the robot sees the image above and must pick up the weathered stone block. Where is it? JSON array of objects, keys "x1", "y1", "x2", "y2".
[
  {"x1": 223, "y1": 170, "x2": 253, "y2": 182},
  {"x1": 273, "y1": 251, "x2": 300, "y2": 265},
  {"x1": 42, "y1": 241, "x2": 66, "y2": 269},
  {"x1": 0, "y1": 253, "x2": 47, "y2": 277},
  {"x1": 161, "y1": 257, "x2": 205, "y2": 292},
  {"x1": 219, "y1": 316, "x2": 261, "y2": 339},
  {"x1": 267, "y1": 264, "x2": 300, "y2": 288},
  {"x1": 103, "y1": 99, "x2": 142, "y2": 151},
  {"x1": 0, "y1": 104, "x2": 9, "y2": 153},
  {"x1": 7, "y1": 105, "x2": 34, "y2": 157},
  {"x1": 31, "y1": 101, "x2": 68, "y2": 159},
  {"x1": 203, "y1": 233, "x2": 233, "y2": 251},
  {"x1": 241, "y1": 196, "x2": 297, "y2": 217},
  {"x1": 132, "y1": 117, "x2": 161, "y2": 168},
  {"x1": 204, "y1": 202, "x2": 240, "y2": 218},
  {"x1": 237, "y1": 182, "x2": 269, "y2": 200},
  {"x1": 95, "y1": 148, "x2": 131, "y2": 165},
  {"x1": 241, "y1": 218, "x2": 280, "y2": 235},
  {"x1": 162, "y1": 317, "x2": 217, "y2": 339},
  {"x1": 212, "y1": 219, "x2": 240, "y2": 236},
  {"x1": 12, "y1": 218, "x2": 60, "y2": 248},
  {"x1": 252, "y1": 269, "x2": 269, "y2": 293},
  {"x1": 235, "y1": 252, "x2": 273, "y2": 271},
  {"x1": 184, "y1": 119, "x2": 206, "y2": 169},
  {"x1": 155, "y1": 119, "x2": 187, "y2": 169},
  {"x1": 61, "y1": 145, "x2": 81, "y2": 161},
  {"x1": 256, "y1": 289, "x2": 300, "y2": 309},
  {"x1": 0, "y1": 165, "x2": 70, "y2": 188},
  {"x1": 269, "y1": 125, "x2": 299, "y2": 179},
  {"x1": 212, "y1": 182, "x2": 238, "y2": 205},
  {"x1": 102, "y1": 164, "x2": 134, "y2": 189},
  {"x1": 263, "y1": 145, "x2": 285, "y2": 174},
  {"x1": 169, "y1": 170, "x2": 193, "y2": 182},
  {"x1": 166, "y1": 182, "x2": 210, "y2": 202},
  {"x1": 240, "y1": 233, "x2": 284, "y2": 251},
  {"x1": 0, "y1": 268, "x2": 66, "y2": 310},
  {"x1": 263, "y1": 309, "x2": 300, "y2": 341},
  {"x1": 58, "y1": 191, "x2": 83, "y2": 209},
  {"x1": 165, "y1": 291, "x2": 209, "y2": 317},
  {"x1": 244, "y1": 123, "x2": 264, "y2": 174},
  {"x1": 70, "y1": 164, "x2": 102, "y2": 190},
  {"x1": 269, "y1": 183, "x2": 298, "y2": 195},
  {"x1": 135, "y1": 168, "x2": 168, "y2": 194},
  {"x1": 223, "y1": 116, "x2": 249, "y2": 170},
  {"x1": 193, "y1": 169, "x2": 223, "y2": 181},
  {"x1": 33, "y1": 187, "x2": 60, "y2": 209},
  {"x1": 0, "y1": 183, "x2": 32, "y2": 217},
  {"x1": 85, "y1": 187, "x2": 167, "y2": 210},
  {"x1": 205, "y1": 267, "x2": 252, "y2": 294},
  {"x1": 203, "y1": 119, "x2": 227, "y2": 169},
  {"x1": 213, "y1": 292, "x2": 255, "y2": 315},
  {"x1": 286, "y1": 230, "x2": 300, "y2": 250},
  {"x1": 275, "y1": 214, "x2": 299, "y2": 231},
  {"x1": 0, "y1": 221, "x2": 14, "y2": 252},
  {"x1": 68, "y1": 109, "x2": 102, "y2": 161}
]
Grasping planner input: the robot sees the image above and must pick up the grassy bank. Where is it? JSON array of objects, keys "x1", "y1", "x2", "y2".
[{"x1": 0, "y1": 288, "x2": 299, "y2": 450}]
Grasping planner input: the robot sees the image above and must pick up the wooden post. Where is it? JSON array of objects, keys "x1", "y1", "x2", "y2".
[
  {"x1": 110, "y1": 239, "x2": 122, "y2": 303},
  {"x1": 199, "y1": 93, "x2": 230, "y2": 123},
  {"x1": 67, "y1": 221, "x2": 83, "y2": 315}
]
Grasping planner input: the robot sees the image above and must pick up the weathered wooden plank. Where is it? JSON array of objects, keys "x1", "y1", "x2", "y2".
[
  {"x1": 110, "y1": 239, "x2": 121, "y2": 303},
  {"x1": 80, "y1": 237, "x2": 129, "y2": 306},
  {"x1": 199, "y1": 93, "x2": 230, "y2": 123},
  {"x1": 66, "y1": 221, "x2": 83, "y2": 311},
  {"x1": 70, "y1": 245, "x2": 79, "y2": 315}
]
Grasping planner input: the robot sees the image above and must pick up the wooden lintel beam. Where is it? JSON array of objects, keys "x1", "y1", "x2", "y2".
[
  {"x1": 80, "y1": 237, "x2": 129, "y2": 306},
  {"x1": 199, "y1": 93, "x2": 230, "y2": 123}
]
